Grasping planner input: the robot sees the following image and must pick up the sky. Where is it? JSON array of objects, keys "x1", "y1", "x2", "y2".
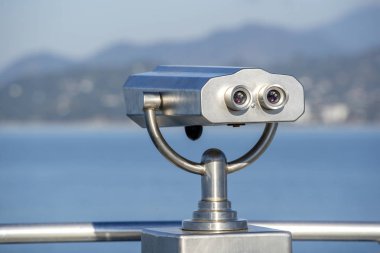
[{"x1": 0, "y1": 0, "x2": 378, "y2": 70}]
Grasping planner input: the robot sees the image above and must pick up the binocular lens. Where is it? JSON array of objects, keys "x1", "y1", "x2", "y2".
[
  {"x1": 233, "y1": 90, "x2": 248, "y2": 105},
  {"x1": 259, "y1": 85, "x2": 288, "y2": 110},
  {"x1": 225, "y1": 86, "x2": 251, "y2": 111},
  {"x1": 267, "y1": 89, "x2": 281, "y2": 104}
]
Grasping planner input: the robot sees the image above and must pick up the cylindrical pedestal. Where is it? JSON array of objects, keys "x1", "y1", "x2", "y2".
[{"x1": 182, "y1": 149, "x2": 248, "y2": 231}]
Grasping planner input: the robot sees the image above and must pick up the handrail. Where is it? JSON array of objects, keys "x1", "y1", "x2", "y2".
[{"x1": 1, "y1": 221, "x2": 379, "y2": 244}]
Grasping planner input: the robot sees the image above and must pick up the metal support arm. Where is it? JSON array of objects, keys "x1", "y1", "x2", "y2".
[
  {"x1": 142, "y1": 92, "x2": 279, "y2": 231},
  {"x1": 227, "y1": 122, "x2": 278, "y2": 173},
  {"x1": 143, "y1": 93, "x2": 205, "y2": 175},
  {"x1": 143, "y1": 92, "x2": 278, "y2": 175}
]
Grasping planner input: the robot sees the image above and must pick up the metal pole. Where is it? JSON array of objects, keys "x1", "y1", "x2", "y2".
[
  {"x1": 182, "y1": 149, "x2": 248, "y2": 231},
  {"x1": 252, "y1": 222, "x2": 380, "y2": 242},
  {"x1": 1, "y1": 221, "x2": 380, "y2": 244},
  {"x1": 201, "y1": 149, "x2": 228, "y2": 202},
  {"x1": 0, "y1": 221, "x2": 179, "y2": 244}
]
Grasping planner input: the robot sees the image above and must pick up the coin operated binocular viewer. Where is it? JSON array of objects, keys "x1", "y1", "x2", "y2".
[{"x1": 124, "y1": 66, "x2": 304, "y2": 253}]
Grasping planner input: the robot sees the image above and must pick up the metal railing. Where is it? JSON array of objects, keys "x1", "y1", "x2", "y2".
[{"x1": 1, "y1": 221, "x2": 379, "y2": 244}]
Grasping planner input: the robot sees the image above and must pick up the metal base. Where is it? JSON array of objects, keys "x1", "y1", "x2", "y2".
[
  {"x1": 182, "y1": 219, "x2": 248, "y2": 231},
  {"x1": 141, "y1": 226, "x2": 292, "y2": 253},
  {"x1": 182, "y1": 200, "x2": 248, "y2": 231}
]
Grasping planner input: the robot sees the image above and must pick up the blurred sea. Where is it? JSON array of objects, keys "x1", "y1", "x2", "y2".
[{"x1": 0, "y1": 125, "x2": 379, "y2": 253}]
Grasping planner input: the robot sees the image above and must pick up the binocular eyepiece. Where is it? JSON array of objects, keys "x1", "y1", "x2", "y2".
[
  {"x1": 123, "y1": 65, "x2": 304, "y2": 128},
  {"x1": 224, "y1": 84, "x2": 288, "y2": 112}
]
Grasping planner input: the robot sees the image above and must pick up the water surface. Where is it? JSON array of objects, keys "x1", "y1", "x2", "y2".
[{"x1": 0, "y1": 125, "x2": 379, "y2": 253}]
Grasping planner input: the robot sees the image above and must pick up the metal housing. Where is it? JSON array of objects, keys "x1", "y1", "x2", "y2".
[{"x1": 123, "y1": 65, "x2": 304, "y2": 127}]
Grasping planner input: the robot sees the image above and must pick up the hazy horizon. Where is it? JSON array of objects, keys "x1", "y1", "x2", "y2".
[
  {"x1": 0, "y1": 0, "x2": 379, "y2": 70},
  {"x1": 1, "y1": 1, "x2": 379, "y2": 126}
]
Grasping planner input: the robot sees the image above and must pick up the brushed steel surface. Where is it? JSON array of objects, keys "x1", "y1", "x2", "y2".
[
  {"x1": 0, "y1": 223, "x2": 96, "y2": 243},
  {"x1": 144, "y1": 99, "x2": 204, "y2": 175},
  {"x1": 201, "y1": 149, "x2": 227, "y2": 201},
  {"x1": 123, "y1": 65, "x2": 304, "y2": 127},
  {"x1": 142, "y1": 226, "x2": 292, "y2": 253},
  {"x1": 143, "y1": 95, "x2": 278, "y2": 175},
  {"x1": 182, "y1": 219, "x2": 248, "y2": 231},
  {"x1": 227, "y1": 122, "x2": 278, "y2": 173},
  {"x1": 124, "y1": 66, "x2": 242, "y2": 127},
  {"x1": 182, "y1": 149, "x2": 248, "y2": 231},
  {"x1": 252, "y1": 222, "x2": 380, "y2": 242},
  {"x1": 1, "y1": 221, "x2": 380, "y2": 243},
  {"x1": 0, "y1": 221, "x2": 179, "y2": 243},
  {"x1": 201, "y1": 69, "x2": 304, "y2": 125},
  {"x1": 143, "y1": 94, "x2": 277, "y2": 230}
]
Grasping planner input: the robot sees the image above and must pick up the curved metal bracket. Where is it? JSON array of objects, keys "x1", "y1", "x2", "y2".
[
  {"x1": 143, "y1": 93, "x2": 205, "y2": 175},
  {"x1": 143, "y1": 93, "x2": 278, "y2": 175},
  {"x1": 227, "y1": 123, "x2": 278, "y2": 173},
  {"x1": 143, "y1": 92, "x2": 279, "y2": 231}
]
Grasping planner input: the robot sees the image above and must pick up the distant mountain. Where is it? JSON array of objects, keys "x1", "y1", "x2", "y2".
[
  {"x1": 87, "y1": 24, "x2": 334, "y2": 68},
  {"x1": 0, "y1": 53, "x2": 73, "y2": 85},
  {"x1": 309, "y1": 5, "x2": 380, "y2": 53},
  {"x1": 0, "y1": 46, "x2": 379, "y2": 124},
  {"x1": 1, "y1": 4, "x2": 379, "y2": 84},
  {"x1": 0, "y1": 5, "x2": 380, "y2": 125},
  {"x1": 87, "y1": 4, "x2": 380, "y2": 67},
  {"x1": 270, "y1": 47, "x2": 380, "y2": 124}
]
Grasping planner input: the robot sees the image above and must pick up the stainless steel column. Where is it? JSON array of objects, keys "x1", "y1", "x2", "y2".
[{"x1": 182, "y1": 149, "x2": 248, "y2": 231}]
